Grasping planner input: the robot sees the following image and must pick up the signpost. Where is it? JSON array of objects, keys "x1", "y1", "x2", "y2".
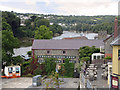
[{"x1": 111, "y1": 75, "x2": 119, "y2": 89}]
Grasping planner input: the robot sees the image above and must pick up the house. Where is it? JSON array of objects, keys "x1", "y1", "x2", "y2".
[
  {"x1": 104, "y1": 18, "x2": 118, "y2": 58},
  {"x1": 110, "y1": 34, "x2": 120, "y2": 88}
]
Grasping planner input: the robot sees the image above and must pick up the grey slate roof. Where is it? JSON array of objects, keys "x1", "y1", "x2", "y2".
[
  {"x1": 111, "y1": 35, "x2": 120, "y2": 45},
  {"x1": 32, "y1": 39, "x2": 104, "y2": 50}
]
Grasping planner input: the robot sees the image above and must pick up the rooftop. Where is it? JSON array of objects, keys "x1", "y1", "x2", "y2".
[
  {"x1": 62, "y1": 36, "x2": 88, "y2": 40},
  {"x1": 32, "y1": 39, "x2": 104, "y2": 50},
  {"x1": 111, "y1": 35, "x2": 120, "y2": 46}
]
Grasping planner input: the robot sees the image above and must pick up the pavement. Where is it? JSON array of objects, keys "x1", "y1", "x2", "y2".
[
  {"x1": 2, "y1": 77, "x2": 32, "y2": 88},
  {"x1": 90, "y1": 67, "x2": 109, "y2": 88},
  {"x1": 29, "y1": 78, "x2": 79, "y2": 88},
  {"x1": 2, "y1": 77, "x2": 79, "y2": 89}
]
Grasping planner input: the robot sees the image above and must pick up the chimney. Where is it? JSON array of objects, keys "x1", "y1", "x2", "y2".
[{"x1": 114, "y1": 17, "x2": 118, "y2": 39}]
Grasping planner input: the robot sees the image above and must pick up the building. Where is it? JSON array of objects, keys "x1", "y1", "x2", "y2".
[
  {"x1": 104, "y1": 18, "x2": 118, "y2": 58},
  {"x1": 110, "y1": 34, "x2": 120, "y2": 88},
  {"x1": 32, "y1": 39, "x2": 104, "y2": 68},
  {"x1": 62, "y1": 36, "x2": 88, "y2": 40},
  {"x1": 94, "y1": 31, "x2": 108, "y2": 40}
]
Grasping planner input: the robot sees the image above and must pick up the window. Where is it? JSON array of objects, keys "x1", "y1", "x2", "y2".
[
  {"x1": 97, "y1": 56, "x2": 100, "y2": 59},
  {"x1": 16, "y1": 67, "x2": 19, "y2": 73},
  {"x1": 94, "y1": 56, "x2": 96, "y2": 60},
  {"x1": 101, "y1": 55, "x2": 104, "y2": 59},
  {"x1": 8, "y1": 67, "x2": 13, "y2": 73},
  {"x1": 63, "y1": 51, "x2": 66, "y2": 54},
  {"x1": 118, "y1": 50, "x2": 120, "y2": 60},
  {"x1": 47, "y1": 51, "x2": 50, "y2": 54}
]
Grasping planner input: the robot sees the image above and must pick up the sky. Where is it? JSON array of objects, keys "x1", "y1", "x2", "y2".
[{"x1": 0, "y1": 0, "x2": 119, "y2": 16}]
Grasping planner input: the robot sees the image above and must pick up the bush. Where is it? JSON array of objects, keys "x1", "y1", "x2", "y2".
[
  {"x1": 12, "y1": 56, "x2": 23, "y2": 65},
  {"x1": 105, "y1": 56, "x2": 111, "y2": 60},
  {"x1": 33, "y1": 66, "x2": 42, "y2": 76},
  {"x1": 25, "y1": 74, "x2": 33, "y2": 77},
  {"x1": 27, "y1": 51, "x2": 32, "y2": 56}
]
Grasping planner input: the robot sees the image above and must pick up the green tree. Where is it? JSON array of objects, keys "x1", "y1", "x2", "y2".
[
  {"x1": 34, "y1": 25, "x2": 53, "y2": 39},
  {"x1": 76, "y1": 23, "x2": 82, "y2": 32},
  {"x1": 79, "y1": 46, "x2": 100, "y2": 63},
  {"x1": 49, "y1": 24, "x2": 63, "y2": 36},
  {"x1": 64, "y1": 59, "x2": 74, "y2": 77},
  {"x1": 2, "y1": 21, "x2": 20, "y2": 66},
  {"x1": 44, "y1": 58, "x2": 56, "y2": 76},
  {"x1": 12, "y1": 56, "x2": 23, "y2": 65},
  {"x1": 2, "y1": 11, "x2": 20, "y2": 37},
  {"x1": 35, "y1": 18, "x2": 50, "y2": 27}
]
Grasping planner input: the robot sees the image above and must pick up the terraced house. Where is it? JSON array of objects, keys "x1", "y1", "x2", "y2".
[{"x1": 32, "y1": 39, "x2": 104, "y2": 69}]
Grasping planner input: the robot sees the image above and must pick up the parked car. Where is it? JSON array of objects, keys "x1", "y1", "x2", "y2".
[{"x1": 20, "y1": 54, "x2": 31, "y2": 61}]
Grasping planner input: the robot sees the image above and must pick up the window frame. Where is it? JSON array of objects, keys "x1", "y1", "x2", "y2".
[{"x1": 63, "y1": 50, "x2": 66, "y2": 54}]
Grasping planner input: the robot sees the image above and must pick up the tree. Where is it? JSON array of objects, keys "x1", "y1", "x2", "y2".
[
  {"x1": 79, "y1": 46, "x2": 100, "y2": 63},
  {"x1": 44, "y1": 58, "x2": 56, "y2": 76},
  {"x1": 49, "y1": 24, "x2": 63, "y2": 36},
  {"x1": 35, "y1": 18, "x2": 50, "y2": 27},
  {"x1": 76, "y1": 23, "x2": 82, "y2": 32},
  {"x1": 34, "y1": 25, "x2": 53, "y2": 39},
  {"x1": 64, "y1": 59, "x2": 74, "y2": 77},
  {"x1": 2, "y1": 21, "x2": 20, "y2": 66},
  {"x1": 2, "y1": 11, "x2": 20, "y2": 37}
]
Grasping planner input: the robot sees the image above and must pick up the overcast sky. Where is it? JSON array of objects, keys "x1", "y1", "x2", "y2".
[{"x1": 0, "y1": 0, "x2": 119, "y2": 16}]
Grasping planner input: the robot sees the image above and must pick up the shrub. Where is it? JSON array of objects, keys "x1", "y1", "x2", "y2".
[
  {"x1": 105, "y1": 56, "x2": 111, "y2": 60},
  {"x1": 25, "y1": 74, "x2": 33, "y2": 77},
  {"x1": 27, "y1": 51, "x2": 32, "y2": 56},
  {"x1": 12, "y1": 56, "x2": 23, "y2": 65}
]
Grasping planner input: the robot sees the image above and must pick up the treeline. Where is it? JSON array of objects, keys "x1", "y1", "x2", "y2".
[
  {"x1": 14, "y1": 12, "x2": 115, "y2": 34},
  {"x1": 2, "y1": 11, "x2": 63, "y2": 38},
  {"x1": 48, "y1": 15, "x2": 115, "y2": 34}
]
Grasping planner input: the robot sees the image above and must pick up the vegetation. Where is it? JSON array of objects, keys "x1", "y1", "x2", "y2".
[
  {"x1": 44, "y1": 72, "x2": 61, "y2": 88},
  {"x1": 79, "y1": 46, "x2": 100, "y2": 61},
  {"x1": 78, "y1": 46, "x2": 100, "y2": 71},
  {"x1": 2, "y1": 11, "x2": 63, "y2": 39},
  {"x1": 2, "y1": 19, "x2": 20, "y2": 66},
  {"x1": 35, "y1": 25, "x2": 53, "y2": 39},
  {"x1": 12, "y1": 56, "x2": 23, "y2": 65},
  {"x1": 104, "y1": 56, "x2": 112, "y2": 60},
  {"x1": 64, "y1": 59, "x2": 74, "y2": 77},
  {"x1": 2, "y1": 11, "x2": 20, "y2": 37},
  {"x1": 27, "y1": 51, "x2": 32, "y2": 56},
  {"x1": 44, "y1": 58, "x2": 56, "y2": 76}
]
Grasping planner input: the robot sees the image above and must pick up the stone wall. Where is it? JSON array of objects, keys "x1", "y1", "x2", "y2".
[{"x1": 33, "y1": 49, "x2": 79, "y2": 68}]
